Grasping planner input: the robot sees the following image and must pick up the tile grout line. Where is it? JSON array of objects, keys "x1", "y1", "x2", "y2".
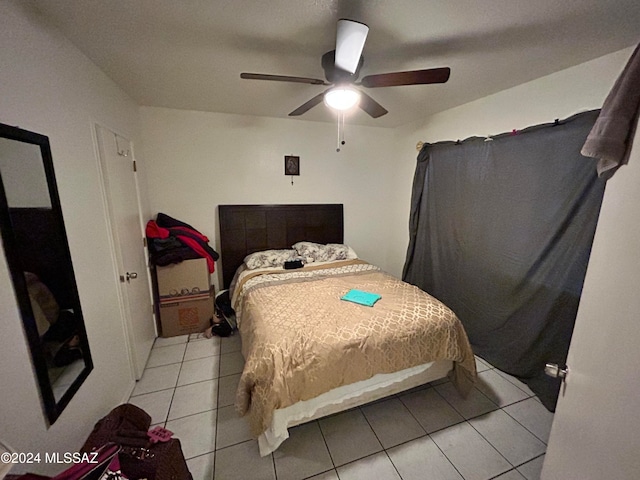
[
  {"x1": 175, "y1": 375, "x2": 221, "y2": 390},
  {"x1": 456, "y1": 359, "x2": 547, "y2": 478},
  {"x1": 424, "y1": 436, "x2": 467, "y2": 480},
  {"x1": 500, "y1": 398, "x2": 551, "y2": 446},
  {"x1": 166, "y1": 406, "x2": 218, "y2": 424},
  {"x1": 136, "y1": 336, "x2": 225, "y2": 475},
  {"x1": 316, "y1": 416, "x2": 342, "y2": 472},
  {"x1": 434, "y1": 380, "x2": 501, "y2": 420},
  {"x1": 357, "y1": 405, "x2": 384, "y2": 450},
  {"x1": 163, "y1": 339, "x2": 190, "y2": 427},
  {"x1": 422, "y1": 383, "x2": 498, "y2": 480},
  {"x1": 476, "y1": 371, "x2": 536, "y2": 407},
  {"x1": 130, "y1": 385, "x2": 176, "y2": 399},
  {"x1": 380, "y1": 394, "x2": 429, "y2": 444},
  {"x1": 487, "y1": 468, "x2": 519, "y2": 480},
  {"x1": 271, "y1": 448, "x2": 277, "y2": 480},
  {"x1": 301, "y1": 468, "x2": 336, "y2": 480},
  {"x1": 375, "y1": 397, "x2": 432, "y2": 448},
  {"x1": 146, "y1": 341, "x2": 189, "y2": 369},
  {"x1": 493, "y1": 369, "x2": 537, "y2": 397},
  {"x1": 151, "y1": 340, "x2": 189, "y2": 350},
  {"x1": 432, "y1": 381, "x2": 489, "y2": 421},
  {"x1": 382, "y1": 450, "x2": 403, "y2": 480},
  {"x1": 356, "y1": 405, "x2": 402, "y2": 478},
  {"x1": 475, "y1": 356, "x2": 538, "y2": 400},
  {"x1": 212, "y1": 336, "x2": 223, "y2": 479},
  {"x1": 434, "y1": 369, "x2": 548, "y2": 479},
  {"x1": 323, "y1": 401, "x2": 467, "y2": 480},
  {"x1": 327, "y1": 450, "x2": 391, "y2": 473},
  {"x1": 460, "y1": 392, "x2": 550, "y2": 462},
  {"x1": 433, "y1": 377, "x2": 543, "y2": 477},
  {"x1": 393, "y1": 382, "x2": 468, "y2": 479},
  {"x1": 213, "y1": 438, "x2": 256, "y2": 453},
  {"x1": 511, "y1": 452, "x2": 546, "y2": 471},
  {"x1": 465, "y1": 413, "x2": 525, "y2": 473}
]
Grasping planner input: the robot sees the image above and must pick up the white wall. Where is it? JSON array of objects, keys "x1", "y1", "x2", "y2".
[
  {"x1": 388, "y1": 47, "x2": 636, "y2": 272},
  {"x1": 139, "y1": 108, "x2": 400, "y2": 286},
  {"x1": 0, "y1": 2, "x2": 144, "y2": 473}
]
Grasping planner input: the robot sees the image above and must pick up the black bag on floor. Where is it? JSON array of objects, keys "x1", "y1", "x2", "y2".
[
  {"x1": 81, "y1": 404, "x2": 192, "y2": 480},
  {"x1": 212, "y1": 290, "x2": 236, "y2": 337}
]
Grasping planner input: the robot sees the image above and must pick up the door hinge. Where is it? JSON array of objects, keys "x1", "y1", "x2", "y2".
[
  {"x1": 545, "y1": 363, "x2": 569, "y2": 381},
  {"x1": 143, "y1": 237, "x2": 147, "y2": 247},
  {"x1": 115, "y1": 135, "x2": 130, "y2": 157},
  {"x1": 133, "y1": 160, "x2": 137, "y2": 172}
]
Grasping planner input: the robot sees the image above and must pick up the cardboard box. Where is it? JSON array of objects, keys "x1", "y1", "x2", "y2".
[
  {"x1": 156, "y1": 257, "x2": 210, "y2": 304},
  {"x1": 159, "y1": 289, "x2": 214, "y2": 337}
]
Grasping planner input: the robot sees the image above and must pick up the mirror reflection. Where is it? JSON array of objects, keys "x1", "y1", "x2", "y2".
[{"x1": 0, "y1": 124, "x2": 92, "y2": 424}]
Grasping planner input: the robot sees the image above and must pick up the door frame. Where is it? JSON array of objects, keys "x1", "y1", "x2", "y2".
[{"x1": 92, "y1": 121, "x2": 155, "y2": 380}]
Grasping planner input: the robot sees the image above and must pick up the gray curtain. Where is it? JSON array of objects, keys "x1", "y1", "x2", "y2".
[{"x1": 403, "y1": 110, "x2": 606, "y2": 410}]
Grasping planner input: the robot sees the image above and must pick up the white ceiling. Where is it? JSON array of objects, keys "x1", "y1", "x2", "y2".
[{"x1": 29, "y1": 0, "x2": 640, "y2": 128}]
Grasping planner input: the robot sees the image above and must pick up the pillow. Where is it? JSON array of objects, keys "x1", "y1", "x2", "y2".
[
  {"x1": 323, "y1": 243, "x2": 357, "y2": 261},
  {"x1": 243, "y1": 249, "x2": 298, "y2": 270},
  {"x1": 291, "y1": 242, "x2": 326, "y2": 263},
  {"x1": 292, "y1": 242, "x2": 358, "y2": 263}
]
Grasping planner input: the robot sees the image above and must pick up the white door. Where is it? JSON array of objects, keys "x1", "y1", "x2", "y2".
[
  {"x1": 542, "y1": 135, "x2": 640, "y2": 479},
  {"x1": 96, "y1": 125, "x2": 155, "y2": 379}
]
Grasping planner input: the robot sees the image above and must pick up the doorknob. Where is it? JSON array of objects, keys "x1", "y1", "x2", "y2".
[
  {"x1": 126, "y1": 272, "x2": 138, "y2": 282},
  {"x1": 545, "y1": 363, "x2": 568, "y2": 380}
]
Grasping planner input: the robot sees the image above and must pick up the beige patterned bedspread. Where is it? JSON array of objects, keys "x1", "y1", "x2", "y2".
[{"x1": 232, "y1": 260, "x2": 476, "y2": 436}]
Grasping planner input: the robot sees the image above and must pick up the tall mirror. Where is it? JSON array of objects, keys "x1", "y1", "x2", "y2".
[{"x1": 0, "y1": 123, "x2": 93, "y2": 425}]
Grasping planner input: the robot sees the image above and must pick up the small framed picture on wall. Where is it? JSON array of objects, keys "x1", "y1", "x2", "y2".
[{"x1": 285, "y1": 155, "x2": 300, "y2": 176}]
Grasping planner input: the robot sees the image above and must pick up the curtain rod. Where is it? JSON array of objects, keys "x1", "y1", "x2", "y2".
[{"x1": 414, "y1": 110, "x2": 598, "y2": 151}]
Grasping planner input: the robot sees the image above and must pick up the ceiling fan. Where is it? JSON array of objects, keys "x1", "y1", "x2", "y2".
[{"x1": 240, "y1": 19, "x2": 451, "y2": 118}]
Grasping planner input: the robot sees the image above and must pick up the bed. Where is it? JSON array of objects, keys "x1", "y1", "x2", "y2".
[{"x1": 218, "y1": 204, "x2": 476, "y2": 456}]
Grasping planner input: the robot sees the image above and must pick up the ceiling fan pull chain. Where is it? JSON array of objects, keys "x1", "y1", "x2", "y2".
[
  {"x1": 336, "y1": 112, "x2": 347, "y2": 153},
  {"x1": 336, "y1": 112, "x2": 341, "y2": 152}
]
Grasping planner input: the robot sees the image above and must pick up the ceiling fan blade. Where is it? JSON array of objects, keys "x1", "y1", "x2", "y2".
[
  {"x1": 358, "y1": 91, "x2": 388, "y2": 118},
  {"x1": 335, "y1": 19, "x2": 369, "y2": 74},
  {"x1": 360, "y1": 67, "x2": 451, "y2": 88},
  {"x1": 241, "y1": 73, "x2": 328, "y2": 85},
  {"x1": 288, "y1": 90, "x2": 330, "y2": 116}
]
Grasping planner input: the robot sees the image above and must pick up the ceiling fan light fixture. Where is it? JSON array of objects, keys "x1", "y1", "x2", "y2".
[
  {"x1": 324, "y1": 87, "x2": 360, "y2": 111},
  {"x1": 335, "y1": 19, "x2": 369, "y2": 73}
]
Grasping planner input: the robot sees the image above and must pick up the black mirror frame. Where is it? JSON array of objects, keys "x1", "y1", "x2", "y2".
[{"x1": 0, "y1": 123, "x2": 93, "y2": 425}]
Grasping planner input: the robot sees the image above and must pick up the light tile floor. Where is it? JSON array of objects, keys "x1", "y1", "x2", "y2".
[{"x1": 129, "y1": 334, "x2": 553, "y2": 480}]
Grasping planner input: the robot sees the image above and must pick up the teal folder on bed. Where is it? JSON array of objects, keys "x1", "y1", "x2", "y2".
[{"x1": 341, "y1": 289, "x2": 382, "y2": 307}]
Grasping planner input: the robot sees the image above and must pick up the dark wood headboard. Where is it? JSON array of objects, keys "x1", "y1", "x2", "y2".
[{"x1": 218, "y1": 204, "x2": 344, "y2": 289}]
